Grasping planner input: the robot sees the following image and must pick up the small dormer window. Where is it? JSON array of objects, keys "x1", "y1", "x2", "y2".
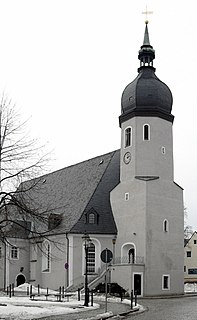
[
  {"x1": 86, "y1": 209, "x2": 99, "y2": 224},
  {"x1": 125, "y1": 127, "x2": 132, "y2": 148},
  {"x1": 88, "y1": 213, "x2": 95, "y2": 224},
  {"x1": 143, "y1": 124, "x2": 150, "y2": 141},
  {"x1": 48, "y1": 213, "x2": 62, "y2": 230}
]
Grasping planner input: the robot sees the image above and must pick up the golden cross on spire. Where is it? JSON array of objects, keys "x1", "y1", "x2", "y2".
[{"x1": 142, "y1": 5, "x2": 153, "y2": 24}]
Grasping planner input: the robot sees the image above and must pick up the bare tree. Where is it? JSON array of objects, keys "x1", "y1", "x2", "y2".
[
  {"x1": 0, "y1": 94, "x2": 54, "y2": 243},
  {"x1": 184, "y1": 207, "x2": 193, "y2": 240}
]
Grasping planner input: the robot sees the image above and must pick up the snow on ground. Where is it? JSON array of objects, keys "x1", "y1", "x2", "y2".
[
  {"x1": 0, "y1": 284, "x2": 100, "y2": 320},
  {"x1": 184, "y1": 282, "x2": 197, "y2": 293},
  {"x1": 0, "y1": 283, "x2": 194, "y2": 320}
]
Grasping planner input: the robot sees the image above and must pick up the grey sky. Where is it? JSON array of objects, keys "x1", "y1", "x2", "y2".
[{"x1": 0, "y1": 0, "x2": 196, "y2": 229}]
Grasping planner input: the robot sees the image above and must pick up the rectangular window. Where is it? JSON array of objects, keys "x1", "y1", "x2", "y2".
[
  {"x1": 194, "y1": 240, "x2": 197, "y2": 244},
  {"x1": 0, "y1": 246, "x2": 2, "y2": 259},
  {"x1": 184, "y1": 266, "x2": 186, "y2": 272},
  {"x1": 162, "y1": 275, "x2": 170, "y2": 290},
  {"x1": 188, "y1": 268, "x2": 197, "y2": 274},
  {"x1": 187, "y1": 251, "x2": 192, "y2": 257},
  {"x1": 11, "y1": 246, "x2": 19, "y2": 260}
]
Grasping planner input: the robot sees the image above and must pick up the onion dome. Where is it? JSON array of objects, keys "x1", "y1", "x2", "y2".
[{"x1": 119, "y1": 22, "x2": 174, "y2": 126}]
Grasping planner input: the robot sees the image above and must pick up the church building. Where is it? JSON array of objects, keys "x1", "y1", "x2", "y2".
[{"x1": 0, "y1": 21, "x2": 184, "y2": 297}]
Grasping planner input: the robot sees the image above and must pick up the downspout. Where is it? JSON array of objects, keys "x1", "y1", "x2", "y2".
[
  {"x1": 66, "y1": 233, "x2": 69, "y2": 288},
  {"x1": 4, "y1": 241, "x2": 6, "y2": 290}
]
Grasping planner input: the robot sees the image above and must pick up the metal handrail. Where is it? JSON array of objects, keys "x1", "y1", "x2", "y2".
[{"x1": 114, "y1": 256, "x2": 144, "y2": 265}]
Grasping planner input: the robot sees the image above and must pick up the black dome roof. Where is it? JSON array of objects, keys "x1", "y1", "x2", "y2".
[{"x1": 119, "y1": 22, "x2": 174, "y2": 125}]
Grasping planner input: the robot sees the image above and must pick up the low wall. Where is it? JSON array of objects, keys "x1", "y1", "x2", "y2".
[{"x1": 110, "y1": 263, "x2": 144, "y2": 293}]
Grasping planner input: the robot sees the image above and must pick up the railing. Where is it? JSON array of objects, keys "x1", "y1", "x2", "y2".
[{"x1": 114, "y1": 256, "x2": 144, "y2": 265}]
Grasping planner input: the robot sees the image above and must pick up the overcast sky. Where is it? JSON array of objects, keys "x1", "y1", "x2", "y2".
[{"x1": 0, "y1": 0, "x2": 196, "y2": 230}]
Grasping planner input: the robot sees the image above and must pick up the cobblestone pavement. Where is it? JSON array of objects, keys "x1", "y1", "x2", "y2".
[
  {"x1": 35, "y1": 301, "x2": 131, "y2": 320},
  {"x1": 125, "y1": 296, "x2": 197, "y2": 320}
]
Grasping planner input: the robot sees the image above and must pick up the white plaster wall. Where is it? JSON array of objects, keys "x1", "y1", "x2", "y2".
[
  {"x1": 0, "y1": 242, "x2": 6, "y2": 289},
  {"x1": 111, "y1": 179, "x2": 146, "y2": 261},
  {"x1": 71, "y1": 234, "x2": 116, "y2": 288},
  {"x1": 120, "y1": 117, "x2": 173, "y2": 181},
  {"x1": 145, "y1": 180, "x2": 184, "y2": 296},
  {"x1": 113, "y1": 113, "x2": 184, "y2": 296},
  {"x1": 111, "y1": 264, "x2": 144, "y2": 293},
  {"x1": 8, "y1": 238, "x2": 30, "y2": 287},
  {"x1": 41, "y1": 235, "x2": 68, "y2": 290}
]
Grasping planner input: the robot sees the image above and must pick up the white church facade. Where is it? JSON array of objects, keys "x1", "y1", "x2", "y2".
[{"x1": 0, "y1": 22, "x2": 184, "y2": 297}]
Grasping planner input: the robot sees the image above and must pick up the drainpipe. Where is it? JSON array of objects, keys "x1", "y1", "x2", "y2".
[
  {"x1": 4, "y1": 241, "x2": 6, "y2": 291},
  {"x1": 65, "y1": 233, "x2": 69, "y2": 288},
  {"x1": 112, "y1": 235, "x2": 117, "y2": 264}
]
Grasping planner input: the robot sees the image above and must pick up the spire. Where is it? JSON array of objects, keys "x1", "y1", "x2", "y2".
[
  {"x1": 143, "y1": 21, "x2": 150, "y2": 45},
  {"x1": 138, "y1": 21, "x2": 155, "y2": 72}
]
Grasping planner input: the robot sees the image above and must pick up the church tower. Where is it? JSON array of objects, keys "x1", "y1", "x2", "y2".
[{"x1": 111, "y1": 22, "x2": 184, "y2": 296}]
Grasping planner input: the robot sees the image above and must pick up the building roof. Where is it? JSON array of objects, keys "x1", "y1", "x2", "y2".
[
  {"x1": 5, "y1": 220, "x2": 32, "y2": 239},
  {"x1": 19, "y1": 150, "x2": 120, "y2": 236},
  {"x1": 184, "y1": 231, "x2": 197, "y2": 247}
]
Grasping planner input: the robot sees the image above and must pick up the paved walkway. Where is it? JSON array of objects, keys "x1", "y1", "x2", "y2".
[{"x1": 35, "y1": 300, "x2": 133, "y2": 320}]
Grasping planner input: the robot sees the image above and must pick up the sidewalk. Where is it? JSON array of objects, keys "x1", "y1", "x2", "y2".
[{"x1": 33, "y1": 299, "x2": 140, "y2": 320}]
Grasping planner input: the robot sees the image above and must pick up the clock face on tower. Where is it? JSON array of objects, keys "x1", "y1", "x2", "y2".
[{"x1": 123, "y1": 151, "x2": 131, "y2": 164}]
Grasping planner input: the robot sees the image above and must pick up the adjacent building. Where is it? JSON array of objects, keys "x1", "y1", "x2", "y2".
[{"x1": 184, "y1": 232, "x2": 197, "y2": 282}]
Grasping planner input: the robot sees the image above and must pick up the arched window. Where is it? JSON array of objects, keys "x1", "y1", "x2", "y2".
[
  {"x1": 87, "y1": 243, "x2": 95, "y2": 273},
  {"x1": 163, "y1": 219, "x2": 169, "y2": 232},
  {"x1": 82, "y1": 238, "x2": 101, "y2": 276},
  {"x1": 143, "y1": 124, "x2": 150, "y2": 141},
  {"x1": 125, "y1": 127, "x2": 132, "y2": 147},
  {"x1": 42, "y1": 240, "x2": 51, "y2": 272}
]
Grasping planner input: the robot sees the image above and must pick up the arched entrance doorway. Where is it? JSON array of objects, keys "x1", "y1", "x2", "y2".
[{"x1": 16, "y1": 274, "x2": 26, "y2": 287}]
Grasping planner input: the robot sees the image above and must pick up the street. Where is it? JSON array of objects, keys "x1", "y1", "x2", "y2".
[
  {"x1": 125, "y1": 296, "x2": 197, "y2": 319},
  {"x1": 32, "y1": 295, "x2": 197, "y2": 320}
]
